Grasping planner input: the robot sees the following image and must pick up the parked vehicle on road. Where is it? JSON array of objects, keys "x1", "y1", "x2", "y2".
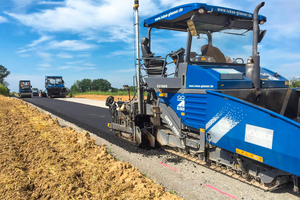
[
  {"x1": 44, "y1": 76, "x2": 68, "y2": 98},
  {"x1": 19, "y1": 80, "x2": 32, "y2": 98},
  {"x1": 32, "y1": 88, "x2": 39, "y2": 96}
]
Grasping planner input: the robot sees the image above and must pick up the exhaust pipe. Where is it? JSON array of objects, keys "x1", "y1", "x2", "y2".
[{"x1": 252, "y1": 2, "x2": 265, "y2": 89}]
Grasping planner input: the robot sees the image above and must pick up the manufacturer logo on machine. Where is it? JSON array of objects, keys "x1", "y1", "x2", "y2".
[
  {"x1": 177, "y1": 95, "x2": 185, "y2": 111},
  {"x1": 155, "y1": 8, "x2": 183, "y2": 21},
  {"x1": 245, "y1": 124, "x2": 274, "y2": 149}
]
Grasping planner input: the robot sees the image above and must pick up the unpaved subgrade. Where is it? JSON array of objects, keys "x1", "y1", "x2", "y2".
[{"x1": 0, "y1": 95, "x2": 182, "y2": 200}]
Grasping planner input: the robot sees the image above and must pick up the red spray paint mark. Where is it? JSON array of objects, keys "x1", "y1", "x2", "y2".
[
  {"x1": 206, "y1": 184, "x2": 237, "y2": 199},
  {"x1": 159, "y1": 162, "x2": 179, "y2": 171}
]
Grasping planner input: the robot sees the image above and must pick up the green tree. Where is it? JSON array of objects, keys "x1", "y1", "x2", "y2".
[
  {"x1": 91, "y1": 79, "x2": 111, "y2": 91},
  {"x1": 290, "y1": 77, "x2": 300, "y2": 88},
  {"x1": 0, "y1": 84, "x2": 8, "y2": 95},
  {"x1": 78, "y1": 78, "x2": 92, "y2": 92},
  {"x1": 0, "y1": 65, "x2": 10, "y2": 85},
  {"x1": 111, "y1": 87, "x2": 118, "y2": 93},
  {"x1": 70, "y1": 80, "x2": 80, "y2": 93}
]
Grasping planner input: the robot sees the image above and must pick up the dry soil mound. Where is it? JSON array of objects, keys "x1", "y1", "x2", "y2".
[{"x1": 0, "y1": 95, "x2": 182, "y2": 200}]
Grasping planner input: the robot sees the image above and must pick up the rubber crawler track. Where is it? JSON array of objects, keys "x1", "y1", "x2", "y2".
[{"x1": 163, "y1": 147, "x2": 285, "y2": 191}]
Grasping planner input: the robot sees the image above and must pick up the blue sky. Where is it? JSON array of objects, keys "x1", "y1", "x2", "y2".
[{"x1": 0, "y1": 0, "x2": 300, "y2": 92}]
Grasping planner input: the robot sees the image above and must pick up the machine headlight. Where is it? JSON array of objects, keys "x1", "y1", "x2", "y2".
[{"x1": 198, "y1": 8, "x2": 205, "y2": 14}]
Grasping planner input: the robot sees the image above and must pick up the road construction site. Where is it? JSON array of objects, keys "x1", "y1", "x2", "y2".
[{"x1": 0, "y1": 95, "x2": 298, "y2": 200}]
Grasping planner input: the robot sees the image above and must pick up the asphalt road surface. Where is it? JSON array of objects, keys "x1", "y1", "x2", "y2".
[
  {"x1": 22, "y1": 96, "x2": 131, "y2": 150},
  {"x1": 21, "y1": 96, "x2": 300, "y2": 200}
]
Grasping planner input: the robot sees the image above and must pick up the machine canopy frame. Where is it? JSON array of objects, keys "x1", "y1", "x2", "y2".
[{"x1": 144, "y1": 3, "x2": 267, "y2": 32}]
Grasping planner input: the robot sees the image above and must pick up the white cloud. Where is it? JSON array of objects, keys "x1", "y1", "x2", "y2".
[
  {"x1": 28, "y1": 35, "x2": 52, "y2": 47},
  {"x1": 4, "y1": 0, "x2": 160, "y2": 43},
  {"x1": 57, "y1": 53, "x2": 73, "y2": 58},
  {"x1": 16, "y1": 48, "x2": 34, "y2": 54},
  {"x1": 48, "y1": 40, "x2": 96, "y2": 51},
  {"x1": 36, "y1": 52, "x2": 51, "y2": 62},
  {"x1": 0, "y1": 16, "x2": 8, "y2": 23}
]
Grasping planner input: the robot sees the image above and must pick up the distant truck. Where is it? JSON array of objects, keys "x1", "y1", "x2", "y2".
[
  {"x1": 45, "y1": 76, "x2": 68, "y2": 98},
  {"x1": 32, "y1": 88, "x2": 39, "y2": 96},
  {"x1": 19, "y1": 80, "x2": 32, "y2": 98}
]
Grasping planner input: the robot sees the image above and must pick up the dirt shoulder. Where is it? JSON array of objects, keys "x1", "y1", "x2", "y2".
[{"x1": 0, "y1": 95, "x2": 182, "y2": 199}]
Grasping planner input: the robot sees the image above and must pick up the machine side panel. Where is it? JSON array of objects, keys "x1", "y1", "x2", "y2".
[
  {"x1": 159, "y1": 92, "x2": 207, "y2": 129},
  {"x1": 205, "y1": 91, "x2": 300, "y2": 177}
]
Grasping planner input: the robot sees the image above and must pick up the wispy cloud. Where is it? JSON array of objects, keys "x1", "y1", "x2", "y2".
[
  {"x1": 48, "y1": 40, "x2": 96, "y2": 51},
  {"x1": 11, "y1": 0, "x2": 36, "y2": 10},
  {"x1": 36, "y1": 52, "x2": 51, "y2": 62},
  {"x1": 57, "y1": 53, "x2": 73, "y2": 59},
  {"x1": 0, "y1": 16, "x2": 8, "y2": 23},
  {"x1": 84, "y1": 63, "x2": 95, "y2": 66},
  {"x1": 104, "y1": 49, "x2": 133, "y2": 58},
  {"x1": 28, "y1": 35, "x2": 52, "y2": 47},
  {"x1": 16, "y1": 48, "x2": 34, "y2": 54}
]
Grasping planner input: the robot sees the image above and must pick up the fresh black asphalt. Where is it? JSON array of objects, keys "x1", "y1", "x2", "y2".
[{"x1": 22, "y1": 96, "x2": 144, "y2": 153}]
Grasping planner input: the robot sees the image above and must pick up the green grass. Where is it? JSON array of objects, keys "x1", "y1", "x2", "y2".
[
  {"x1": 106, "y1": 147, "x2": 113, "y2": 155},
  {"x1": 169, "y1": 190, "x2": 177, "y2": 195}
]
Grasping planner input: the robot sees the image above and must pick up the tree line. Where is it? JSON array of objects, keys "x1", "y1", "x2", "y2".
[
  {"x1": 70, "y1": 78, "x2": 112, "y2": 93},
  {"x1": 0, "y1": 65, "x2": 10, "y2": 95}
]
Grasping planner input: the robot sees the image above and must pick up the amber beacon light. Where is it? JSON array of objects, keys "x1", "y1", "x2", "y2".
[{"x1": 134, "y1": 0, "x2": 139, "y2": 9}]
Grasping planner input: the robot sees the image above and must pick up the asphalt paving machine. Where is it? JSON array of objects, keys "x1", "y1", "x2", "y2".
[
  {"x1": 107, "y1": 1, "x2": 300, "y2": 192},
  {"x1": 19, "y1": 80, "x2": 32, "y2": 98},
  {"x1": 45, "y1": 76, "x2": 68, "y2": 98}
]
